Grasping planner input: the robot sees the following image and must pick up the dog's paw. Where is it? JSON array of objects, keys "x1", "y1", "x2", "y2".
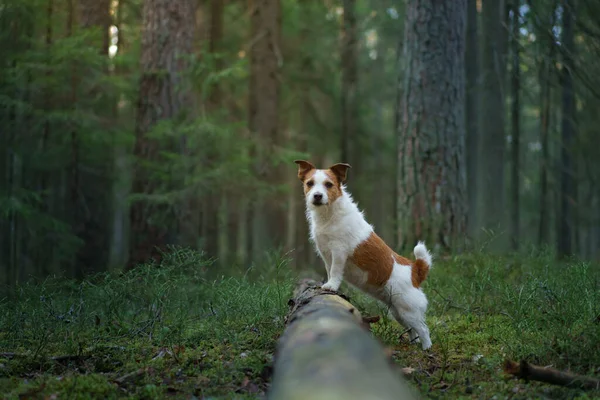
[{"x1": 321, "y1": 282, "x2": 339, "y2": 292}]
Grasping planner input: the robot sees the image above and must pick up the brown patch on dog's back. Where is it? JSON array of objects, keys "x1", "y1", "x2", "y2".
[
  {"x1": 351, "y1": 232, "x2": 430, "y2": 288},
  {"x1": 350, "y1": 232, "x2": 394, "y2": 286}
]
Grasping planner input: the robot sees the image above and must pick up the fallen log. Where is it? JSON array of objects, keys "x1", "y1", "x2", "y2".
[
  {"x1": 269, "y1": 279, "x2": 416, "y2": 400},
  {"x1": 504, "y1": 359, "x2": 600, "y2": 391}
]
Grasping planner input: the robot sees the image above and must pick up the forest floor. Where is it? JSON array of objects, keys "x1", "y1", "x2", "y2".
[{"x1": 1, "y1": 247, "x2": 599, "y2": 399}]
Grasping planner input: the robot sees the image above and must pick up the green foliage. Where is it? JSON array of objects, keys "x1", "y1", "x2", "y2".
[
  {"x1": 1, "y1": 249, "x2": 598, "y2": 398},
  {"x1": 0, "y1": 248, "x2": 293, "y2": 398},
  {"x1": 352, "y1": 251, "x2": 600, "y2": 398}
]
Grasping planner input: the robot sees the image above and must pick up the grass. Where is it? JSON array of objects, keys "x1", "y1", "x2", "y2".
[{"x1": 1, "y1": 246, "x2": 599, "y2": 399}]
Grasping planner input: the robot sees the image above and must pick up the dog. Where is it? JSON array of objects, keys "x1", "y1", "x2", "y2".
[{"x1": 294, "y1": 160, "x2": 433, "y2": 350}]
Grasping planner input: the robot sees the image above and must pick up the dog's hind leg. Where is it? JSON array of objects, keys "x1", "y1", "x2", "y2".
[
  {"x1": 388, "y1": 308, "x2": 420, "y2": 343},
  {"x1": 390, "y1": 290, "x2": 432, "y2": 350}
]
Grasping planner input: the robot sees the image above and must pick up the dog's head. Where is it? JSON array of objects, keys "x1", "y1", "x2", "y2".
[{"x1": 294, "y1": 160, "x2": 351, "y2": 208}]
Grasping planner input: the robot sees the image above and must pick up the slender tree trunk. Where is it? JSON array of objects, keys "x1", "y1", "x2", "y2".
[
  {"x1": 66, "y1": 0, "x2": 81, "y2": 278},
  {"x1": 341, "y1": 0, "x2": 358, "y2": 166},
  {"x1": 248, "y1": 0, "x2": 282, "y2": 261},
  {"x1": 510, "y1": 1, "x2": 520, "y2": 251},
  {"x1": 129, "y1": 0, "x2": 196, "y2": 267},
  {"x1": 465, "y1": 0, "x2": 480, "y2": 238},
  {"x1": 108, "y1": 0, "x2": 130, "y2": 271},
  {"x1": 396, "y1": 0, "x2": 467, "y2": 252},
  {"x1": 203, "y1": 0, "x2": 224, "y2": 261},
  {"x1": 39, "y1": 0, "x2": 54, "y2": 276},
  {"x1": 79, "y1": 0, "x2": 110, "y2": 52},
  {"x1": 480, "y1": 0, "x2": 508, "y2": 248},
  {"x1": 537, "y1": 2, "x2": 556, "y2": 248},
  {"x1": 370, "y1": 31, "x2": 386, "y2": 241},
  {"x1": 557, "y1": 0, "x2": 575, "y2": 258},
  {"x1": 77, "y1": 0, "x2": 112, "y2": 275}
]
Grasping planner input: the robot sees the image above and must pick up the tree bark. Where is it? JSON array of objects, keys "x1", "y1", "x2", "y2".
[
  {"x1": 510, "y1": 1, "x2": 520, "y2": 251},
  {"x1": 202, "y1": 0, "x2": 224, "y2": 261},
  {"x1": 396, "y1": 0, "x2": 468, "y2": 251},
  {"x1": 537, "y1": 1, "x2": 557, "y2": 248},
  {"x1": 480, "y1": 0, "x2": 508, "y2": 247},
  {"x1": 79, "y1": 0, "x2": 111, "y2": 53},
  {"x1": 465, "y1": 0, "x2": 480, "y2": 238},
  {"x1": 341, "y1": 0, "x2": 358, "y2": 166},
  {"x1": 269, "y1": 279, "x2": 416, "y2": 400},
  {"x1": 557, "y1": 0, "x2": 575, "y2": 258},
  {"x1": 129, "y1": 0, "x2": 196, "y2": 267},
  {"x1": 248, "y1": 0, "x2": 282, "y2": 260}
]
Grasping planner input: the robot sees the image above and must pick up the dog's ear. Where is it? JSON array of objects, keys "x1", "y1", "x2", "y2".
[
  {"x1": 329, "y1": 163, "x2": 352, "y2": 183},
  {"x1": 294, "y1": 160, "x2": 316, "y2": 181}
]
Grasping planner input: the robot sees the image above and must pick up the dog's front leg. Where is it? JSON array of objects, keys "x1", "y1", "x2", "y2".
[
  {"x1": 316, "y1": 246, "x2": 331, "y2": 282},
  {"x1": 321, "y1": 252, "x2": 347, "y2": 292}
]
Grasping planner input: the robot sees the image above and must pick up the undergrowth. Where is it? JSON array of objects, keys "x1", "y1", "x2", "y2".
[
  {"x1": 0, "y1": 247, "x2": 293, "y2": 399},
  {"x1": 1, "y1": 247, "x2": 599, "y2": 399}
]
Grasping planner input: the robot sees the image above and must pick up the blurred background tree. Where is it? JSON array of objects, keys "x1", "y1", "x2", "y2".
[{"x1": 1, "y1": 0, "x2": 599, "y2": 285}]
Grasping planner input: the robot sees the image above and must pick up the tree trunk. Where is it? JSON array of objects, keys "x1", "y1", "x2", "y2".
[
  {"x1": 537, "y1": 2, "x2": 556, "y2": 248},
  {"x1": 557, "y1": 0, "x2": 575, "y2": 258},
  {"x1": 248, "y1": 0, "x2": 282, "y2": 260},
  {"x1": 341, "y1": 0, "x2": 358, "y2": 166},
  {"x1": 510, "y1": 1, "x2": 520, "y2": 251},
  {"x1": 203, "y1": 0, "x2": 224, "y2": 261},
  {"x1": 269, "y1": 279, "x2": 416, "y2": 400},
  {"x1": 465, "y1": 0, "x2": 480, "y2": 238},
  {"x1": 66, "y1": 0, "x2": 81, "y2": 278},
  {"x1": 39, "y1": 0, "x2": 54, "y2": 277},
  {"x1": 480, "y1": 0, "x2": 508, "y2": 247},
  {"x1": 108, "y1": 0, "x2": 130, "y2": 271},
  {"x1": 79, "y1": 0, "x2": 111, "y2": 53},
  {"x1": 129, "y1": 0, "x2": 196, "y2": 267},
  {"x1": 396, "y1": 0, "x2": 467, "y2": 252},
  {"x1": 77, "y1": 0, "x2": 112, "y2": 276}
]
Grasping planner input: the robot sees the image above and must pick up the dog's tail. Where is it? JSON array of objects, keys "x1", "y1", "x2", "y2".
[{"x1": 412, "y1": 241, "x2": 432, "y2": 287}]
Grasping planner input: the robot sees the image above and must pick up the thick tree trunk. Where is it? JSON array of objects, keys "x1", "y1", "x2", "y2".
[
  {"x1": 129, "y1": 0, "x2": 196, "y2": 267},
  {"x1": 248, "y1": 0, "x2": 282, "y2": 260},
  {"x1": 465, "y1": 0, "x2": 480, "y2": 238},
  {"x1": 480, "y1": 0, "x2": 508, "y2": 247},
  {"x1": 269, "y1": 280, "x2": 416, "y2": 400},
  {"x1": 557, "y1": 0, "x2": 575, "y2": 258},
  {"x1": 510, "y1": 2, "x2": 520, "y2": 251},
  {"x1": 396, "y1": 0, "x2": 467, "y2": 251}
]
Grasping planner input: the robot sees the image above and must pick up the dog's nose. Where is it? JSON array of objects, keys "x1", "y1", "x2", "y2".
[{"x1": 314, "y1": 193, "x2": 323, "y2": 201}]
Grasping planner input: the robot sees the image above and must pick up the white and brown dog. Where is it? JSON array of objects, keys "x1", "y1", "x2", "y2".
[{"x1": 295, "y1": 160, "x2": 433, "y2": 350}]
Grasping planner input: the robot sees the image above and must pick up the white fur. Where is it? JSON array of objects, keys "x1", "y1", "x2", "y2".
[{"x1": 304, "y1": 172, "x2": 433, "y2": 350}]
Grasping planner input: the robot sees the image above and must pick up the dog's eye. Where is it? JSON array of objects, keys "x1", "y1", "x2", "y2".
[
  {"x1": 325, "y1": 182, "x2": 334, "y2": 189},
  {"x1": 306, "y1": 181, "x2": 314, "y2": 187}
]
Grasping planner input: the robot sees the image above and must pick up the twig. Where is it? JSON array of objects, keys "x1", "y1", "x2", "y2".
[
  {"x1": 504, "y1": 359, "x2": 600, "y2": 390},
  {"x1": 114, "y1": 368, "x2": 147, "y2": 385},
  {"x1": 362, "y1": 315, "x2": 381, "y2": 324},
  {"x1": 0, "y1": 352, "x2": 88, "y2": 363},
  {"x1": 0, "y1": 352, "x2": 21, "y2": 358}
]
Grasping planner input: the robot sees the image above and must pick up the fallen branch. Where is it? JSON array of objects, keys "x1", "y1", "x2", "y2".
[
  {"x1": 0, "y1": 352, "x2": 88, "y2": 363},
  {"x1": 269, "y1": 279, "x2": 416, "y2": 400},
  {"x1": 114, "y1": 368, "x2": 148, "y2": 385},
  {"x1": 504, "y1": 359, "x2": 600, "y2": 391}
]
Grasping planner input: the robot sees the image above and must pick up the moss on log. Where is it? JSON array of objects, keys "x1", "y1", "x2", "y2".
[{"x1": 269, "y1": 279, "x2": 416, "y2": 400}]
